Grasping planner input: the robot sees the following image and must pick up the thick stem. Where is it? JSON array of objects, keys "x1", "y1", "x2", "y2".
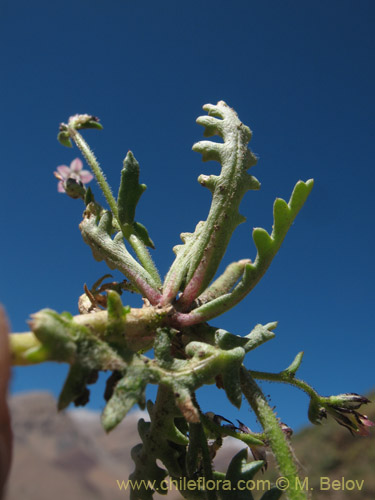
[
  {"x1": 240, "y1": 367, "x2": 307, "y2": 500},
  {"x1": 10, "y1": 305, "x2": 171, "y2": 366},
  {"x1": 9, "y1": 333, "x2": 48, "y2": 365}
]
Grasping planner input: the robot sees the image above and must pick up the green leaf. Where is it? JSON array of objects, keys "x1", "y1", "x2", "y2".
[
  {"x1": 107, "y1": 290, "x2": 129, "y2": 320},
  {"x1": 154, "y1": 328, "x2": 175, "y2": 368},
  {"x1": 163, "y1": 101, "x2": 260, "y2": 304},
  {"x1": 102, "y1": 365, "x2": 149, "y2": 432},
  {"x1": 282, "y1": 352, "x2": 304, "y2": 377},
  {"x1": 308, "y1": 398, "x2": 325, "y2": 425},
  {"x1": 243, "y1": 323, "x2": 277, "y2": 353},
  {"x1": 98, "y1": 210, "x2": 113, "y2": 234},
  {"x1": 117, "y1": 151, "x2": 146, "y2": 225},
  {"x1": 260, "y1": 487, "x2": 283, "y2": 500},
  {"x1": 84, "y1": 186, "x2": 94, "y2": 205},
  {"x1": 222, "y1": 363, "x2": 243, "y2": 408},
  {"x1": 223, "y1": 448, "x2": 264, "y2": 500},
  {"x1": 79, "y1": 210, "x2": 161, "y2": 295},
  {"x1": 69, "y1": 114, "x2": 103, "y2": 130},
  {"x1": 226, "y1": 448, "x2": 264, "y2": 483},
  {"x1": 57, "y1": 130, "x2": 72, "y2": 147},
  {"x1": 58, "y1": 363, "x2": 92, "y2": 410},
  {"x1": 253, "y1": 227, "x2": 273, "y2": 256},
  {"x1": 133, "y1": 221, "x2": 155, "y2": 249},
  {"x1": 81, "y1": 119, "x2": 103, "y2": 130},
  {"x1": 215, "y1": 329, "x2": 249, "y2": 350},
  {"x1": 130, "y1": 442, "x2": 168, "y2": 500},
  {"x1": 214, "y1": 323, "x2": 276, "y2": 354}
]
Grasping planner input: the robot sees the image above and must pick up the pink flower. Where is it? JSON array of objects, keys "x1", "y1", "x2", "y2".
[
  {"x1": 324, "y1": 394, "x2": 375, "y2": 436},
  {"x1": 54, "y1": 158, "x2": 93, "y2": 194}
]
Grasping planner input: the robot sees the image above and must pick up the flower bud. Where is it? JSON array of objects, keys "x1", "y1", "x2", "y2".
[{"x1": 64, "y1": 178, "x2": 86, "y2": 199}]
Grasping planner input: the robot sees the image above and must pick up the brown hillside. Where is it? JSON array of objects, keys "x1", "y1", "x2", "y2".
[{"x1": 4, "y1": 392, "x2": 375, "y2": 500}]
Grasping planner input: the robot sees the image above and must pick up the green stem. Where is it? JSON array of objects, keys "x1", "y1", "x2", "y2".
[
  {"x1": 128, "y1": 233, "x2": 161, "y2": 288},
  {"x1": 249, "y1": 369, "x2": 319, "y2": 400},
  {"x1": 68, "y1": 126, "x2": 118, "y2": 214},
  {"x1": 199, "y1": 411, "x2": 265, "y2": 447},
  {"x1": 10, "y1": 305, "x2": 171, "y2": 367},
  {"x1": 9, "y1": 333, "x2": 49, "y2": 365},
  {"x1": 69, "y1": 127, "x2": 161, "y2": 286},
  {"x1": 240, "y1": 367, "x2": 307, "y2": 500}
]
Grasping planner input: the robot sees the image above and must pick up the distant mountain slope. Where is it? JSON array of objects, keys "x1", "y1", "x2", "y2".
[
  {"x1": 5, "y1": 392, "x2": 142, "y2": 500},
  {"x1": 4, "y1": 391, "x2": 375, "y2": 500}
]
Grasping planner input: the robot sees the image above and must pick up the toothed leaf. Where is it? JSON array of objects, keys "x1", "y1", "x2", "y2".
[
  {"x1": 253, "y1": 227, "x2": 273, "y2": 255},
  {"x1": 117, "y1": 151, "x2": 146, "y2": 225},
  {"x1": 79, "y1": 210, "x2": 161, "y2": 298},
  {"x1": 183, "y1": 179, "x2": 314, "y2": 323},
  {"x1": 102, "y1": 366, "x2": 149, "y2": 432},
  {"x1": 223, "y1": 448, "x2": 264, "y2": 500},
  {"x1": 164, "y1": 101, "x2": 260, "y2": 305},
  {"x1": 133, "y1": 221, "x2": 155, "y2": 249},
  {"x1": 130, "y1": 443, "x2": 167, "y2": 500}
]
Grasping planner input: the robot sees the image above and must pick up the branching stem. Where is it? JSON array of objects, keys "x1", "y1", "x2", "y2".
[
  {"x1": 250, "y1": 369, "x2": 319, "y2": 400},
  {"x1": 68, "y1": 126, "x2": 161, "y2": 287}
]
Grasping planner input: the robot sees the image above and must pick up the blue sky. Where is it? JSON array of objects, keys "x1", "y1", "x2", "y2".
[{"x1": 1, "y1": 0, "x2": 374, "y2": 432}]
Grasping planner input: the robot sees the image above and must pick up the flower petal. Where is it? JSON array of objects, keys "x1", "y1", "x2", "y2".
[
  {"x1": 79, "y1": 170, "x2": 94, "y2": 184},
  {"x1": 57, "y1": 181, "x2": 66, "y2": 193},
  {"x1": 69, "y1": 173, "x2": 81, "y2": 182},
  {"x1": 360, "y1": 415, "x2": 375, "y2": 428},
  {"x1": 56, "y1": 165, "x2": 71, "y2": 179},
  {"x1": 70, "y1": 158, "x2": 83, "y2": 173}
]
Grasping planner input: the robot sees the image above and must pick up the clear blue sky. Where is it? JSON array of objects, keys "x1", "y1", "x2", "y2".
[{"x1": 1, "y1": 0, "x2": 374, "y2": 432}]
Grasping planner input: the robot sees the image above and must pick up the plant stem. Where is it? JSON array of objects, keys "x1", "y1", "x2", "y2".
[
  {"x1": 68, "y1": 126, "x2": 161, "y2": 286},
  {"x1": 240, "y1": 367, "x2": 307, "y2": 500},
  {"x1": 249, "y1": 369, "x2": 319, "y2": 400},
  {"x1": 69, "y1": 126, "x2": 118, "y2": 214},
  {"x1": 9, "y1": 333, "x2": 48, "y2": 365},
  {"x1": 128, "y1": 233, "x2": 161, "y2": 288}
]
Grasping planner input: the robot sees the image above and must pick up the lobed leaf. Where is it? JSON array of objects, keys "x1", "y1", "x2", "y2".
[
  {"x1": 117, "y1": 151, "x2": 147, "y2": 225},
  {"x1": 102, "y1": 365, "x2": 149, "y2": 432},
  {"x1": 163, "y1": 101, "x2": 260, "y2": 307},
  {"x1": 222, "y1": 448, "x2": 264, "y2": 500}
]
